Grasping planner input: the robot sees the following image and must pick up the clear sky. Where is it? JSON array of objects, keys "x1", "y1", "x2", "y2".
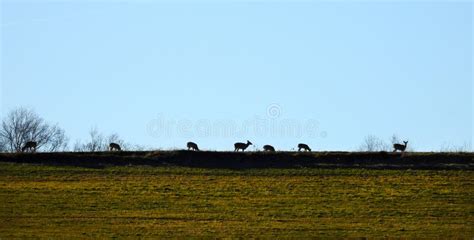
[{"x1": 1, "y1": 1, "x2": 472, "y2": 151}]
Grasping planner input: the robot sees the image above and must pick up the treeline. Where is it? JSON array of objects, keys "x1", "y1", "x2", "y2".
[
  {"x1": 0, "y1": 107, "x2": 142, "y2": 153},
  {"x1": 0, "y1": 107, "x2": 471, "y2": 153}
]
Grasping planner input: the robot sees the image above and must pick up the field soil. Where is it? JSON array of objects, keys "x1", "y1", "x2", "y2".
[{"x1": 0, "y1": 162, "x2": 473, "y2": 238}]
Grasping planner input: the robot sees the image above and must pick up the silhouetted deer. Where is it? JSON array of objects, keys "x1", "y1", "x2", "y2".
[
  {"x1": 298, "y1": 143, "x2": 311, "y2": 152},
  {"x1": 109, "y1": 143, "x2": 121, "y2": 151},
  {"x1": 187, "y1": 141, "x2": 199, "y2": 151},
  {"x1": 263, "y1": 145, "x2": 275, "y2": 152},
  {"x1": 22, "y1": 141, "x2": 37, "y2": 152},
  {"x1": 234, "y1": 140, "x2": 252, "y2": 152},
  {"x1": 393, "y1": 141, "x2": 408, "y2": 152}
]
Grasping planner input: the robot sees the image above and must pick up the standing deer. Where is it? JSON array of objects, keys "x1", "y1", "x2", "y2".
[
  {"x1": 22, "y1": 141, "x2": 37, "y2": 152},
  {"x1": 187, "y1": 141, "x2": 199, "y2": 151},
  {"x1": 263, "y1": 145, "x2": 275, "y2": 152},
  {"x1": 109, "y1": 143, "x2": 121, "y2": 151},
  {"x1": 298, "y1": 143, "x2": 311, "y2": 152},
  {"x1": 234, "y1": 140, "x2": 252, "y2": 152},
  {"x1": 393, "y1": 141, "x2": 408, "y2": 152}
]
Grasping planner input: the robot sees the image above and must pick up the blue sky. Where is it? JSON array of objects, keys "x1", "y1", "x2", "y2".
[{"x1": 1, "y1": 1, "x2": 472, "y2": 151}]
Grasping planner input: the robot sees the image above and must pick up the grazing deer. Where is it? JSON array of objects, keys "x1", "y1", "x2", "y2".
[
  {"x1": 187, "y1": 141, "x2": 199, "y2": 151},
  {"x1": 22, "y1": 141, "x2": 37, "y2": 152},
  {"x1": 234, "y1": 140, "x2": 252, "y2": 152},
  {"x1": 109, "y1": 143, "x2": 121, "y2": 151},
  {"x1": 298, "y1": 143, "x2": 311, "y2": 152},
  {"x1": 263, "y1": 145, "x2": 275, "y2": 152},
  {"x1": 393, "y1": 141, "x2": 408, "y2": 152}
]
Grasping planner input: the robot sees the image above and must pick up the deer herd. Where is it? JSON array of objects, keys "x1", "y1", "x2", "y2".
[{"x1": 20, "y1": 139, "x2": 409, "y2": 153}]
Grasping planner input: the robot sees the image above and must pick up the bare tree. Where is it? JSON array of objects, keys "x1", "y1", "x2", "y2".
[
  {"x1": 359, "y1": 134, "x2": 414, "y2": 152},
  {"x1": 74, "y1": 128, "x2": 105, "y2": 152},
  {"x1": 74, "y1": 128, "x2": 127, "y2": 152},
  {"x1": 0, "y1": 108, "x2": 68, "y2": 152},
  {"x1": 0, "y1": 140, "x2": 5, "y2": 152},
  {"x1": 390, "y1": 134, "x2": 400, "y2": 145},
  {"x1": 440, "y1": 142, "x2": 472, "y2": 152},
  {"x1": 358, "y1": 135, "x2": 389, "y2": 152},
  {"x1": 107, "y1": 133, "x2": 126, "y2": 149}
]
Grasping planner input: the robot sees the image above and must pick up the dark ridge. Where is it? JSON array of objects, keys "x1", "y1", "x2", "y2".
[{"x1": 0, "y1": 151, "x2": 472, "y2": 170}]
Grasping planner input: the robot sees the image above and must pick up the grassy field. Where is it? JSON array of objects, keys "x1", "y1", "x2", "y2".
[{"x1": 0, "y1": 162, "x2": 472, "y2": 238}]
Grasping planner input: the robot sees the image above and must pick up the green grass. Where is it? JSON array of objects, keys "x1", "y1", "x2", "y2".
[{"x1": 0, "y1": 163, "x2": 472, "y2": 238}]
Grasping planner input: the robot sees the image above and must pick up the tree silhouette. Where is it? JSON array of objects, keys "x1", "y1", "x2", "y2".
[
  {"x1": 0, "y1": 108, "x2": 68, "y2": 152},
  {"x1": 358, "y1": 135, "x2": 389, "y2": 152},
  {"x1": 73, "y1": 128, "x2": 126, "y2": 152}
]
